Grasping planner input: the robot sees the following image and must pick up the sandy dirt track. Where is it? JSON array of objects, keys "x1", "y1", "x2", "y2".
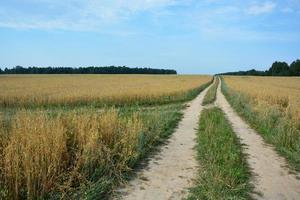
[
  {"x1": 216, "y1": 78, "x2": 300, "y2": 200},
  {"x1": 114, "y1": 82, "x2": 213, "y2": 200}
]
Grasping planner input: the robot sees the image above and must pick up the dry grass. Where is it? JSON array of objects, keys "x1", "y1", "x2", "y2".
[
  {"x1": 0, "y1": 75, "x2": 211, "y2": 107},
  {"x1": 223, "y1": 76, "x2": 300, "y2": 129}
]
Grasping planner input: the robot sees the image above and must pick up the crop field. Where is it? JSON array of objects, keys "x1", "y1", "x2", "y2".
[
  {"x1": 1, "y1": 74, "x2": 300, "y2": 200},
  {"x1": 0, "y1": 75, "x2": 211, "y2": 107},
  {"x1": 222, "y1": 76, "x2": 300, "y2": 170},
  {"x1": 223, "y1": 76, "x2": 300, "y2": 127},
  {"x1": 2, "y1": 0, "x2": 300, "y2": 198},
  {"x1": 0, "y1": 75, "x2": 212, "y2": 199}
]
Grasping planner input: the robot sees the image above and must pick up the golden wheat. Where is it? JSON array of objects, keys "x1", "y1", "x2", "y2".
[
  {"x1": 0, "y1": 75, "x2": 211, "y2": 107},
  {"x1": 223, "y1": 76, "x2": 300, "y2": 128},
  {"x1": 1, "y1": 109, "x2": 144, "y2": 199},
  {"x1": 4, "y1": 112, "x2": 67, "y2": 199}
]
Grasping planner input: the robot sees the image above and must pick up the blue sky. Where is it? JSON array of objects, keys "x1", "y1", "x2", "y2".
[{"x1": 0, "y1": 0, "x2": 299, "y2": 74}]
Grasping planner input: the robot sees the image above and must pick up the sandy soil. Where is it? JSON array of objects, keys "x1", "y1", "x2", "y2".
[
  {"x1": 216, "y1": 78, "x2": 300, "y2": 200},
  {"x1": 114, "y1": 82, "x2": 213, "y2": 200}
]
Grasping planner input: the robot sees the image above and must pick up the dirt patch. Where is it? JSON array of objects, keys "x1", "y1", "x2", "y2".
[{"x1": 114, "y1": 83, "x2": 212, "y2": 200}]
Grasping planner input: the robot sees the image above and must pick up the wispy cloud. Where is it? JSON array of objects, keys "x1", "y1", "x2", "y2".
[
  {"x1": 0, "y1": 0, "x2": 299, "y2": 42},
  {"x1": 0, "y1": 0, "x2": 187, "y2": 31},
  {"x1": 246, "y1": 1, "x2": 276, "y2": 15},
  {"x1": 188, "y1": 0, "x2": 300, "y2": 42}
]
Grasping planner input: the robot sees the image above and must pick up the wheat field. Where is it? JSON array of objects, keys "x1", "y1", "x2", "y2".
[
  {"x1": 0, "y1": 75, "x2": 211, "y2": 107},
  {"x1": 0, "y1": 109, "x2": 145, "y2": 199},
  {"x1": 0, "y1": 75, "x2": 211, "y2": 199},
  {"x1": 223, "y1": 76, "x2": 300, "y2": 129}
]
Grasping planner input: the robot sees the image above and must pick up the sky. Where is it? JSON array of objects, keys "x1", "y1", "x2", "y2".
[{"x1": 0, "y1": 0, "x2": 300, "y2": 74}]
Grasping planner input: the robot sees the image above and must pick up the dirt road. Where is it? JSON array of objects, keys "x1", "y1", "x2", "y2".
[
  {"x1": 216, "y1": 78, "x2": 300, "y2": 200},
  {"x1": 115, "y1": 82, "x2": 213, "y2": 200},
  {"x1": 115, "y1": 78, "x2": 300, "y2": 200}
]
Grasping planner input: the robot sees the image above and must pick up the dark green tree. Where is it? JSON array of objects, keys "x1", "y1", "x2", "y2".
[
  {"x1": 219, "y1": 59, "x2": 300, "y2": 77},
  {"x1": 1, "y1": 66, "x2": 177, "y2": 75},
  {"x1": 268, "y1": 61, "x2": 290, "y2": 76},
  {"x1": 290, "y1": 60, "x2": 300, "y2": 76}
]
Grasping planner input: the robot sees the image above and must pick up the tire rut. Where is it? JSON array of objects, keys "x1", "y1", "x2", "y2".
[{"x1": 114, "y1": 82, "x2": 213, "y2": 200}]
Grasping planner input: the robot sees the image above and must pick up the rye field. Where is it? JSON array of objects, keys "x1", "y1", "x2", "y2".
[
  {"x1": 222, "y1": 76, "x2": 300, "y2": 170},
  {"x1": 0, "y1": 75, "x2": 212, "y2": 199}
]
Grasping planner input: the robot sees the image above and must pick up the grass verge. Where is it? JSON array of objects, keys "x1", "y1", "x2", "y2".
[
  {"x1": 202, "y1": 77, "x2": 219, "y2": 106},
  {"x1": 187, "y1": 107, "x2": 252, "y2": 200},
  {"x1": 221, "y1": 77, "x2": 300, "y2": 172}
]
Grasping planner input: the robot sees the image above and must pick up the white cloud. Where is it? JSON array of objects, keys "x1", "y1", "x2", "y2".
[
  {"x1": 246, "y1": 1, "x2": 276, "y2": 15},
  {"x1": 190, "y1": 1, "x2": 300, "y2": 42},
  {"x1": 198, "y1": 24, "x2": 299, "y2": 42},
  {"x1": 0, "y1": 0, "x2": 187, "y2": 31},
  {"x1": 0, "y1": 0, "x2": 299, "y2": 44}
]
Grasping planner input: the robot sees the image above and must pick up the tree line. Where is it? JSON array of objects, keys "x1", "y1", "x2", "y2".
[
  {"x1": 220, "y1": 59, "x2": 300, "y2": 76},
  {"x1": 0, "y1": 66, "x2": 177, "y2": 75}
]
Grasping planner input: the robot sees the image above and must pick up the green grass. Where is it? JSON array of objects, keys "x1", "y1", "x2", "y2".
[
  {"x1": 221, "y1": 77, "x2": 300, "y2": 172},
  {"x1": 202, "y1": 77, "x2": 219, "y2": 106},
  {"x1": 187, "y1": 107, "x2": 252, "y2": 200}
]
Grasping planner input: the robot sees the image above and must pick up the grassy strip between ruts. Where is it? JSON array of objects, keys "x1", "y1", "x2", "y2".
[
  {"x1": 202, "y1": 77, "x2": 219, "y2": 106},
  {"x1": 187, "y1": 107, "x2": 252, "y2": 200},
  {"x1": 221, "y1": 77, "x2": 300, "y2": 172}
]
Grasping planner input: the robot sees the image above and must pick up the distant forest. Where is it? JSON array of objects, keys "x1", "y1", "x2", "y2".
[
  {"x1": 220, "y1": 59, "x2": 300, "y2": 76},
  {"x1": 0, "y1": 66, "x2": 177, "y2": 75}
]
